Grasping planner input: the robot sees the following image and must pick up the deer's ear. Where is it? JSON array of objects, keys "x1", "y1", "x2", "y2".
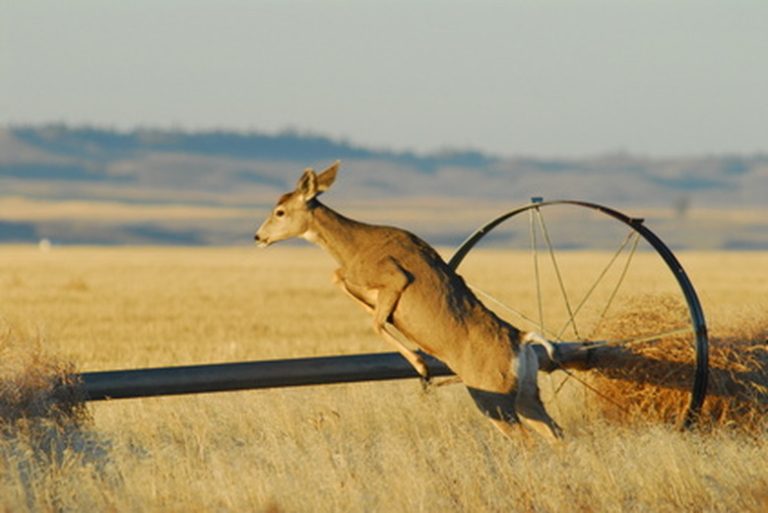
[
  {"x1": 296, "y1": 168, "x2": 319, "y2": 202},
  {"x1": 316, "y1": 161, "x2": 339, "y2": 193}
]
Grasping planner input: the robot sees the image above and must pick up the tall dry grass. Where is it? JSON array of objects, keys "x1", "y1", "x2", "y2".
[{"x1": 0, "y1": 245, "x2": 766, "y2": 512}]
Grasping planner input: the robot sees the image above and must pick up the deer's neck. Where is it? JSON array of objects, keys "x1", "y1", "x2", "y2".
[{"x1": 304, "y1": 203, "x2": 368, "y2": 266}]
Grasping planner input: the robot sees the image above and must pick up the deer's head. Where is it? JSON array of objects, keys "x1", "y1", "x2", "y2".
[{"x1": 254, "y1": 161, "x2": 339, "y2": 247}]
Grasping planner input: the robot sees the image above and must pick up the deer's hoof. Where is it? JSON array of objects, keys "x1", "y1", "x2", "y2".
[{"x1": 419, "y1": 374, "x2": 433, "y2": 393}]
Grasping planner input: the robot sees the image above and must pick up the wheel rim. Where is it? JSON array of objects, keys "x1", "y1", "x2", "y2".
[{"x1": 448, "y1": 200, "x2": 708, "y2": 428}]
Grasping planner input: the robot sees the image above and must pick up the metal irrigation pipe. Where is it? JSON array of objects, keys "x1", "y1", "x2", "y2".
[{"x1": 78, "y1": 352, "x2": 454, "y2": 401}]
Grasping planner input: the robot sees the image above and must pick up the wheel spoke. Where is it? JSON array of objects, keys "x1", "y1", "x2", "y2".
[
  {"x1": 589, "y1": 232, "x2": 641, "y2": 339},
  {"x1": 535, "y1": 208, "x2": 580, "y2": 340},
  {"x1": 546, "y1": 361, "x2": 633, "y2": 415},
  {"x1": 555, "y1": 229, "x2": 639, "y2": 340},
  {"x1": 531, "y1": 206, "x2": 566, "y2": 415},
  {"x1": 604, "y1": 326, "x2": 694, "y2": 348},
  {"x1": 468, "y1": 284, "x2": 560, "y2": 340},
  {"x1": 529, "y1": 207, "x2": 545, "y2": 334}
]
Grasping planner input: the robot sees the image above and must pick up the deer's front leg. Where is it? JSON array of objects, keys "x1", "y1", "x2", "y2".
[
  {"x1": 379, "y1": 325, "x2": 431, "y2": 386},
  {"x1": 333, "y1": 269, "x2": 374, "y2": 314},
  {"x1": 339, "y1": 260, "x2": 430, "y2": 383},
  {"x1": 370, "y1": 258, "x2": 431, "y2": 383}
]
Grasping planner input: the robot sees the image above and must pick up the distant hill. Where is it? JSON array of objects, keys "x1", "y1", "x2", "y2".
[{"x1": 1, "y1": 125, "x2": 766, "y2": 247}]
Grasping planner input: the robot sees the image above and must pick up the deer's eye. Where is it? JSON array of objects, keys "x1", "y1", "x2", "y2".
[{"x1": 275, "y1": 208, "x2": 285, "y2": 218}]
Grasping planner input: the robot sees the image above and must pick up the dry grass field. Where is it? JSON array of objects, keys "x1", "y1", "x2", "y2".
[{"x1": 1, "y1": 245, "x2": 767, "y2": 512}]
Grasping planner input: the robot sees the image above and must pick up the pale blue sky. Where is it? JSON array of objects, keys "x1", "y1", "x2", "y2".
[{"x1": 1, "y1": 1, "x2": 766, "y2": 157}]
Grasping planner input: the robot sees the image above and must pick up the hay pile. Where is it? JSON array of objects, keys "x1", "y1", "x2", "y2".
[
  {"x1": 0, "y1": 326, "x2": 87, "y2": 431},
  {"x1": 585, "y1": 295, "x2": 768, "y2": 430},
  {"x1": 703, "y1": 336, "x2": 768, "y2": 429},
  {"x1": 0, "y1": 326, "x2": 114, "y2": 508}
]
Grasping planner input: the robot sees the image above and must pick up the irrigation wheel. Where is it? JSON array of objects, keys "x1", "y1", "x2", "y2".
[{"x1": 447, "y1": 200, "x2": 708, "y2": 428}]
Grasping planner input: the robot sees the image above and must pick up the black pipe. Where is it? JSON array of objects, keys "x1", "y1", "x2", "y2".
[{"x1": 80, "y1": 352, "x2": 454, "y2": 401}]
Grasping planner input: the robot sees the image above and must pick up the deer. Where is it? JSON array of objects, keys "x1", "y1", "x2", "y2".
[{"x1": 254, "y1": 161, "x2": 570, "y2": 442}]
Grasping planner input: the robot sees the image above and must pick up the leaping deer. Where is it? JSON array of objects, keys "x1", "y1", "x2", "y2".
[{"x1": 254, "y1": 161, "x2": 569, "y2": 442}]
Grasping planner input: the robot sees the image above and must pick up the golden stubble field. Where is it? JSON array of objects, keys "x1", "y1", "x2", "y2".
[{"x1": 1, "y1": 245, "x2": 767, "y2": 512}]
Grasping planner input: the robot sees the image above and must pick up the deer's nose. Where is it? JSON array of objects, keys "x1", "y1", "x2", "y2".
[{"x1": 254, "y1": 234, "x2": 260, "y2": 241}]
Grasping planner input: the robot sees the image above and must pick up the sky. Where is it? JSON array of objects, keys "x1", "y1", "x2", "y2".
[{"x1": 1, "y1": 1, "x2": 766, "y2": 158}]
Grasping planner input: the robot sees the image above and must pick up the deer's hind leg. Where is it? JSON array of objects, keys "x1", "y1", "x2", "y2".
[
  {"x1": 514, "y1": 343, "x2": 564, "y2": 443},
  {"x1": 465, "y1": 386, "x2": 531, "y2": 440},
  {"x1": 466, "y1": 344, "x2": 563, "y2": 444}
]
